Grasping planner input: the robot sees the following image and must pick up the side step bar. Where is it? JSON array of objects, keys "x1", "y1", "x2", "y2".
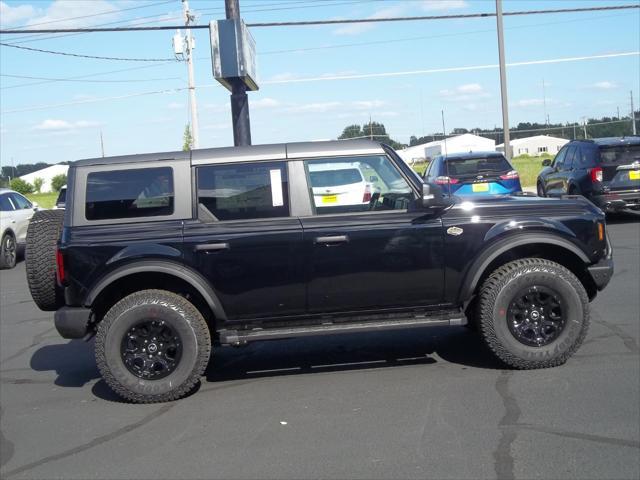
[{"x1": 219, "y1": 311, "x2": 466, "y2": 346}]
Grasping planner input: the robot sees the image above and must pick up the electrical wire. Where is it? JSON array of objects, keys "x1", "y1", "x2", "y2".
[
  {"x1": 0, "y1": 5, "x2": 637, "y2": 33},
  {"x1": 0, "y1": 42, "x2": 179, "y2": 62},
  {"x1": 1, "y1": 73, "x2": 182, "y2": 86}
]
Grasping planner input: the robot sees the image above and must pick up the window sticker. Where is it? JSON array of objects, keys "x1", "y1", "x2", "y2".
[{"x1": 270, "y1": 169, "x2": 284, "y2": 207}]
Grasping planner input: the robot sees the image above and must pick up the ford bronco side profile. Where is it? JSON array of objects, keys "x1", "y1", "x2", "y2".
[{"x1": 25, "y1": 140, "x2": 614, "y2": 403}]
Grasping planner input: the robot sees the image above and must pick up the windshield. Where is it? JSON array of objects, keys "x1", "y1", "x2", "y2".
[
  {"x1": 600, "y1": 145, "x2": 640, "y2": 164},
  {"x1": 445, "y1": 156, "x2": 511, "y2": 176},
  {"x1": 309, "y1": 169, "x2": 363, "y2": 187}
]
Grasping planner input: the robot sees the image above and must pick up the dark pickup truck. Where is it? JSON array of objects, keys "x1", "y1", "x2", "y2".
[{"x1": 25, "y1": 140, "x2": 613, "y2": 403}]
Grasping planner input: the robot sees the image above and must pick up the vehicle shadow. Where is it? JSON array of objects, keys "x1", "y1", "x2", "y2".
[
  {"x1": 28, "y1": 327, "x2": 504, "y2": 401},
  {"x1": 606, "y1": 211, "x2": 640, "y2": 224},
  {"x1": 205, "y1": 326, "x2": 504, "y2": 383}
]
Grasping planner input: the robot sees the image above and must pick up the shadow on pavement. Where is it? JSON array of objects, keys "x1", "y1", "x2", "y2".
[
  {"x1": 30, "y1": 339, "x2": 100, "y2": 388},
  {"x1": 606, "y1": 211, "x2": 640, "y2": 224}
]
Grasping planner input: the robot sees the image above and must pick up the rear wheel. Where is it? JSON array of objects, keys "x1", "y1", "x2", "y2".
[
  {"x1": 478, "y1": 258, "x2": 589, "y2": 369},
  {"x1": 95, "y1": 290, "x2": 211, "y2": 403},
  {"x1": 0, "y1": 233, "x2": 17, "y2": 269},
  {"x1": 25, "y1": 209, "x2": 65, "y2": 311}
]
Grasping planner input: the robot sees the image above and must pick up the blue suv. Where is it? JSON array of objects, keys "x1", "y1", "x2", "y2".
[{"x1": 423, "y1": 151, "x2": 522, "y2": 196}]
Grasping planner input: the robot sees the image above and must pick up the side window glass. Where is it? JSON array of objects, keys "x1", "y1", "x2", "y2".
[
  {"x1": 552, "y1": 147, "x2": 567, "y2": 168},
  {"x1": 305, "y1": 155, "x2": 415, "y2": 215},
  {"x1": 0, "y1": 194, "x2": 14, "y2": 212},
  {"x1": 197, "y1": 162, "x2": 289, "y2": 221},
  {"x1": 9, "y1": 193, "x2": 32, "y2": 209},
  {"x1": 563, "y1": 146, "x2": 576, "y2": 170},
  {"x1": 86, "y1": 167, "x2": 174, "y2": 221}
]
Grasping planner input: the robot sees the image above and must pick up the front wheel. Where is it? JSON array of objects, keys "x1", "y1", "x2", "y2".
[
  {"x1": 478, "y1": 258, "x2": 589, "y2": 369},
  {"x1": 95, "y1": 290, "x2": 211, "y2": 403}
]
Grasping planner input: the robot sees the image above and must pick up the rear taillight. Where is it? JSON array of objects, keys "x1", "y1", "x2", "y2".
[
  {"x1": 500, "y1": 170, "x2": 519, "y2": 180},
  {"x1": 589, "y1": 167, "x2": 603, "y2": 183},
  {"x1": 363, "y1": 184, "x2": 372, "y2": 203},
  {"x1": 55, "y1": 248, "x2": 65, "y2": 285},
  {"x1": 434, "y1": 176, "x2": 459, "y2": 185}
]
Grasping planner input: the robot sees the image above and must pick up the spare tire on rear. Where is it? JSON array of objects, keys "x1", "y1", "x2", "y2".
[{"x1": 26, "y1": 209, "x2": 65, "y2": 311}]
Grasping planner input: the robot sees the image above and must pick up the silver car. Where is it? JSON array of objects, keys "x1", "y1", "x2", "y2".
[{"x1": 0, "y1": 188, "x2": 38, "y2": 269}]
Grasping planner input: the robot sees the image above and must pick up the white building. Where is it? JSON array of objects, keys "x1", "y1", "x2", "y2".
[
  {"x1": 19, "y1": 164, "x2": 68, "y2": 193},
  {"x1": 397, "y1": 133, "x2": 496, "y2": 163},
  {"x1": 497, "y1": 135, "x2": 569, "y2": 157}
]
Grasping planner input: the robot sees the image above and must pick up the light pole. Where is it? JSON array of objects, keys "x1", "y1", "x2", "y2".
[
  {"x1": 226, "y1": 0, "x2": 251, "y2": 146},
  {"x1": 495, "y1": 0, "x2": 511, "y2": 160},
  {"x1": 182, "y1": 0, "x2": 199, "y2": 148}
]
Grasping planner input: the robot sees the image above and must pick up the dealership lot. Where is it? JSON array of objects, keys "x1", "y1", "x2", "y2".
[{"x1": 0, "y1": 216, "x2": 638, "y2": 479}]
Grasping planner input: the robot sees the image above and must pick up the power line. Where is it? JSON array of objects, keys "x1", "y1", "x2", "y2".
[
  {"x1": 1, "y1": 73, "x2": 182, "y2": 86},
  {"x1": 0, "y1": 42, "x2": 179, "y2": 62},
  {"x1": 2, "y1": 0, "x2": 174, "y2": 30},
  {"x1": 0, "y1": 5, "x2": 637, "y2": 33},
  {"x1": 3, "y1": 50, "x2": 636, "y2": 115}
]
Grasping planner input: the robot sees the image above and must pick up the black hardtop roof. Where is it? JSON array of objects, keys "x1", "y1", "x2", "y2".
[{"x1": 441, "y1": 151, "x2": 507, "y2": 161}]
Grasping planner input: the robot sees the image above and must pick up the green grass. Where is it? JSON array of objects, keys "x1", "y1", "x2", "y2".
[
  {"x1": 26, "y1": 192, "x2": 58, "y2": 209},
  {"x1": 410, "y1": 155, "x2": 554, "y2": 188}
]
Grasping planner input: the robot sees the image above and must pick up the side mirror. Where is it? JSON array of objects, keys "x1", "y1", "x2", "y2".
[
  {"x1": 32, "y1": 202, "x2": 39, "y2": 210},
  {"x1": 542, "y1": 159, "x2": 552, "y2": 167},
  {"x1": 421, "y1": 182, "x2": 449, "y2": 210}
]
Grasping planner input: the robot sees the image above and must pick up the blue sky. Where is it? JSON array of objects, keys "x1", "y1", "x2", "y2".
[{"x1": 1, "y1": 0, "x2": 639, "y2": 166}]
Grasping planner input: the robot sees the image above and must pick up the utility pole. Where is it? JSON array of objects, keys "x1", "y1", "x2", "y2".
[
  {"x1": 100, "y1": 130, "x2": 105, "y2": 157},
  {"x1": 631, "y1": 90, "x2": 637, "y2": 135},
  {"x1": 617, "y1": 106, "x2": 620, "y2": 120},
  {"x1": 542, "y1": 78, "x2": 548, "y2": 128},
  {"x1": 583, "y1": 117, "x2": 588, "y2": 139},
  {"x1": 183, "y1": 0, "x2": 199, "y2": 148},
  {"x1": 495, "y1": 0, "x2": 511, "y2": 160},
  {"x1": 226, "y1": 0, "x2": 251, "y2": 146}
]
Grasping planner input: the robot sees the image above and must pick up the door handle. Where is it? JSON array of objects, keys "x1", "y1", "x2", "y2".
[
  {"x1": 314, "y1": 235, "x2": 349, "y2": 245},
  {"x1": 194, "y1": 242, "x2": 229, "y2": 252}
]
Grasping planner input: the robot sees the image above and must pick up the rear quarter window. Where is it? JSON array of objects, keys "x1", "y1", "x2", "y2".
[{"x1": 85, "y1": 167, "x2": 174, "y2": 220}]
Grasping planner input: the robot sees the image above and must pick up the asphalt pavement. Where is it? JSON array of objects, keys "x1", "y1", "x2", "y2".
[{"x1": 0, "y1": 215, "x2": 638, "y2": 479}]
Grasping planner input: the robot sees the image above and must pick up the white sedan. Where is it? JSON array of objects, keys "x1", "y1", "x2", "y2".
[{"x1": 0, "y1": 188, "x2": 38, "y2": 269}]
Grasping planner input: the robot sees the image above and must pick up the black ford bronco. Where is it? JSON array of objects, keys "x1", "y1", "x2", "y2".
[{"x1": 25, "y1": 140, "x2": 613, "y2": 403}]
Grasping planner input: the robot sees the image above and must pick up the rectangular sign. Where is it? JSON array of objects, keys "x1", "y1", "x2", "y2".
[{"x1": 270, "y1": 169, "x2": 284, "y2": 207}]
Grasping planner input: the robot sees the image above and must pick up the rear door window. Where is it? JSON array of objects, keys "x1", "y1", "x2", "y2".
[
  {"x1": 562, "y1": 146, "x2": 576, "y2": 170},
  {"x1": 85, "y1": 167, "x2": 174, "y2": 220},
  {"x1": 197, "y1": 162, "x2": 289, "y2": 221},
  {"x1": 8, "y1": 193, "x2": 32, "y2": 210}
]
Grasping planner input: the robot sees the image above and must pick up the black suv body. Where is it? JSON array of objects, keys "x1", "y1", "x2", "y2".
[
  {"x1": 26, "y1": 140, "x2": 614, "y2": 402},
  {"x1": 537, "y1": 136, "x2": 640, "y2": 212}
]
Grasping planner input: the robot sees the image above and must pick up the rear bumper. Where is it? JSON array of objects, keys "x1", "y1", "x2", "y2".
[
  {"x1": 54, "y1": 306, "x2": 92, "y2": 339},
  {"x1": 592, "y1": 190, "x2": 640, "y2": 212}
]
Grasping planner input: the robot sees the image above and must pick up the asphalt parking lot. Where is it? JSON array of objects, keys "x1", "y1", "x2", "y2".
[{"x1": 0, "y1": 215, "x2": 638, "y2": 480}]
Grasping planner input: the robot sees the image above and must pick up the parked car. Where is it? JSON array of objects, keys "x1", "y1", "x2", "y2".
[
  {"x1": 536, "y1": 137, "x2": 640, "y2": 212},
  {"x1": 0, "y1": 188, "x2": 38, "y2": 269},
  {"x1": 422, "y1": 151, "x2": 522, "y2": 196},
  {"x1": 308, "y1": 162, "x2": 373, "y2": 213},
  {"x1": 53, "y1": 185, "x2": 67, "y2": 209},
  {"x1": 25, "y1": 140, "x2": 612, "y2": 403}
]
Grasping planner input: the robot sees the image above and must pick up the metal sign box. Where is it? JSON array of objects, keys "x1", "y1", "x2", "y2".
[{"x1": 209, "y1": 19, "x2": 258, "y2": 92}]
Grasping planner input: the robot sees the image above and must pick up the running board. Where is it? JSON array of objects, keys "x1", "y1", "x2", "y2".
[{"x1": 219, "y1": 311, "x2": 466, "y2": 346}]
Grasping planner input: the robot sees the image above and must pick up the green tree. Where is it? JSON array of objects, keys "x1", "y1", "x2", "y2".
[
  {"x1": 51, "y1": 174, "x2": 67, "y2": 192},
  {"x1": 338, "y1": 121, "x2": 405, "y2": 149},
  {"x1": 10, "y1": 178, "x2": 34, "y2": 194},
  {"x1": 183, "y1": 124, "x2": 193, "y2": 151},
  {"x1": 33, "y1": 177, "x2": 44, "y2": 193},
  {"x1": 338, "y1": 124, "x2": 363, "y2": 140}
]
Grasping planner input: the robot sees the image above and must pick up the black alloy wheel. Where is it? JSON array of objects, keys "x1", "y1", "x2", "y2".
[
  {"x1": 507, "y1": 285, "x2": 566, "y2": 347},
  {"x1": 121, "y1": 320, "x2": 183, "y2": 380}
]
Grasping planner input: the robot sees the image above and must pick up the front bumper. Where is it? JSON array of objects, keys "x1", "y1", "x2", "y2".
[
  {"x1": 592, "y1": 190, "x2": 640, "y2": 212},
  {"x1": 588, "y1": 257, "x2": 614, "y2": 291},
  {"x1": 54, "y1": 306, "x2": 92, "y2": 339}
]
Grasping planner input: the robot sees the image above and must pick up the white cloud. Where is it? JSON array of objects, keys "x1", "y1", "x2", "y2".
[
  {"x1": 167, "y1": 102, "x2": 184, "y2": 110},
  {"x1": 268, "y1": 72, "x2": 299, "y2": 82},
  {"x1": 512, "y1": 98, "x2": 546, "y2": 107},
  {"x1": 33, "y1": 119, "x2": 101, "y2": 131},
  {"x1": 352, "y1": 100, "x2": 386, "y2": 110},
  {"x1": 440, "y1": 83, "x2": 489, "y2": 101},
  {"x1": 252, "y1": 98, "x2": 280, "y2": 109},
  {"x1": 333, "y1": 5, "x2": 406, "y2": 36},
  {"x1": 288, "y1": 101, "x2": 343, "y2": 113},
  {"x1": 422, "y1": 0, "x2": 468, "y2": 11},
  {"x1": 201, "y1": 123, "x2": 230, "y2": 131},
  {"x1": 591, "y1": 81, "x2": 618, "y2": 90},
  {"x1": 24, "y1": 0, "x2": 121, "y2": 29},
  {"x1": 0, "y1": 1, "x2": 37, "y2": 26}
]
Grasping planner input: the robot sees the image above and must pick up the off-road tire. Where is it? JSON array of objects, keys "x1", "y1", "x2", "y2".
[
  {"x1": 0, "y1": 232, "x2": 17, "y2": 269},
  {"x1": 25, "y1": 209, "x2": 65, "y2": 311},
  {"x1": 478, "y1": 258, "x2": 589, "y2": 369},
  {"x1": 95, "y1": 290, "x2": 211, "y2": 403}
]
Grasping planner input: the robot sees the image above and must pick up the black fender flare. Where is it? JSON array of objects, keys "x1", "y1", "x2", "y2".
[
  {"x1": 84, "y1": 260, "x2": 227, "y2": 320},
  {"x1": 458, "y1": 233, "x2": 590, "y2": 303}
]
